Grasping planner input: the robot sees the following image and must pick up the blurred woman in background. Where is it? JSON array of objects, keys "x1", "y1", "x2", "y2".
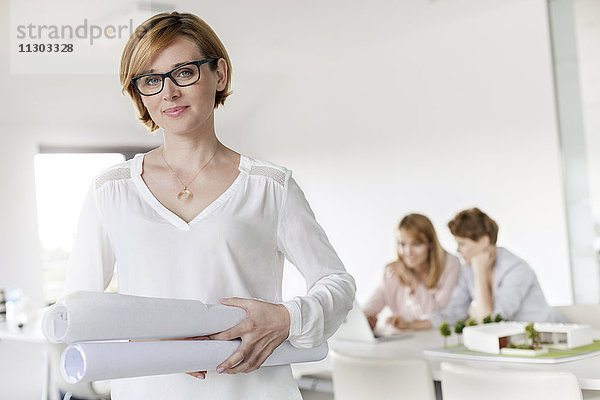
[{"x1": 364, "y1": 214, "x2": 459, "y2": 330}]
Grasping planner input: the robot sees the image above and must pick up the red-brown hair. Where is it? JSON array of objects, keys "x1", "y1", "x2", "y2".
[
  {"x1": 447, "y1": 208, "x2": 499, "y2": 244},
  {"x1": 119, "y1": 12, "x2": 232, "y2": 132}
]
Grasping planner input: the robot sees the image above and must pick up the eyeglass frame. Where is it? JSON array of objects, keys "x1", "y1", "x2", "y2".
[{"x1": 130, "y1": 58, "x2": 217, "y2": 96}]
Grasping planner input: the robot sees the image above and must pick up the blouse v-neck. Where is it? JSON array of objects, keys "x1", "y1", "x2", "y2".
[{"x1": 130, "y1": 152, "x2": 247, "y2": 231}]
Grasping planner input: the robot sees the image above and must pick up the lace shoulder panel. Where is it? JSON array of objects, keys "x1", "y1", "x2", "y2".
[
  {"x1": 249, "y1": 165, "x2": 286, "y2": 186},
  {"x1": 95, "y1": 167, "x2": 131, "y2": 189}
]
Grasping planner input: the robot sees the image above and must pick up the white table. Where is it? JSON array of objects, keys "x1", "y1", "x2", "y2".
[
  {"x1": 0, "y1": 319, "x2": 46, "y2": 343},
  {"x1": 293, "y1": 329, "x2": 600, "y2": 392},
  {"x1": 0, "y1": 318, "x2": 49, "y2": 400}
]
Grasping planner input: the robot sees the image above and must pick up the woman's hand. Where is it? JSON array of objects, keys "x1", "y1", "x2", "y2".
[
  {"x1": 470, "y1": 246, "x2": 496, "y2": 274},
  {"x1": 209, "y1": 297, "x2": 290, "y2": 375},
  {"x1": 385, "y1": 315, "x2": 432, "y2": 330},
  {"x1": 386, "y1": 314, "x2": 409, "y2": 329},
  {"x1": 366, "y1": 314, "x2": 378, "y2": 330},
  {"x1": 471, "y1": 246, "x2": 496, "y2": 321}
]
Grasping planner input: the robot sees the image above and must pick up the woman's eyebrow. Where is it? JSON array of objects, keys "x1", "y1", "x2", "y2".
[{"x1": 140, "y1": 61, "x2": 191, "y2": 75}]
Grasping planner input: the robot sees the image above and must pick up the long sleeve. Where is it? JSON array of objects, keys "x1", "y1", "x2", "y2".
[
  {"x1": 490, "y1": 248, "x2": 559, "y2": 322},
  {"x1": 492, "y1": 261, "x2": 535, "y2": 320},
  {"x1": 425, "y1": 255, "x2": 460, "y2": 311},
  {"x1": 62, "y1": 183, "x2": 116, "y2": 297},
  {"x1": 277, "y1": 176, "x2": 356, "y2": 348},
  {"x1": 427, "y1": 265, "x2": 471, "y2": 327}
]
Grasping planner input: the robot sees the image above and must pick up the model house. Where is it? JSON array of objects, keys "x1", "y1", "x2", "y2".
[{"x1": 463, "y1": 322, "x2": 593, "y2": 354}]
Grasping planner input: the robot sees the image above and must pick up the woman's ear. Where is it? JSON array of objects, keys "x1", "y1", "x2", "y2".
[
  {"x1": 477, "y1": 235, "x2": 491, "y2": 248},
  {"x1": 215, "y1": 58, "x2": 228, "y2": 92}
]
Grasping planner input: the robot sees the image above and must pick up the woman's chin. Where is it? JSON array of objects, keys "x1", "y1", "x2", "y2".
[
  {"x1": 404, "y1": 261, "x2": 420, "y2": 269},
  {"x1": 161, "y1": 126, "x2": 194, "y2": 136}
]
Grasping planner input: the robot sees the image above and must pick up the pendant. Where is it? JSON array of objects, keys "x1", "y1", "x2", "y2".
[{"x1": 177, "y1": 188, "x2": 193, "y2": 202}]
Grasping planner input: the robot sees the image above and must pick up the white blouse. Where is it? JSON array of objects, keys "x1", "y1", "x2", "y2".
[{"x1": 63, "y1": 153, "x2": 356, "y2": 400}]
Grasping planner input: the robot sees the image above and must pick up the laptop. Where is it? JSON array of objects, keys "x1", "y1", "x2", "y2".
[{"x1": 333, "y1": 302, "x2": 412, "y2": 343}]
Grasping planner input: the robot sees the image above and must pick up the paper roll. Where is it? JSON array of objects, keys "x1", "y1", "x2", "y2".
[
  {"x1": 42, "y1": 291, "x2": 247, "y2": 343},
  {"x1": 61, "y1": 340, "x2": 329, "y2": 383}
]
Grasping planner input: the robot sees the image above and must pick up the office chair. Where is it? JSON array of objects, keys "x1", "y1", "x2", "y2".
[
  {"x1": 441, "y1": 361, "x2": 582, "y2": 400},
  {"x1": 330, "y1": 349, "x2": 436, "y2": 400}
]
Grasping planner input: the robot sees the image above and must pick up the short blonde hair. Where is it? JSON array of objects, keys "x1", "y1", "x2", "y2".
[
  {"x1": 119, "y1": 12, "x2": 232, "y2": 132},
  {"x1": 397, "y1": 214, "x2": 446, "y2": 289}
]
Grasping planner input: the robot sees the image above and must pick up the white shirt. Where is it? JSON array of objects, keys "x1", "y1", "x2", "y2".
[{"x1": 64, "y1": 153, "x2": 356, "y2": 399}]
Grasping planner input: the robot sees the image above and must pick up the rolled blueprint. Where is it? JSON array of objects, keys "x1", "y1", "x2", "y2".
[
  {"x1": 42, "y1": 291, "x2": 247, "y2": 343},
  {"x1": 61, "y1": 339, "x2": 329, "y2": 383}
]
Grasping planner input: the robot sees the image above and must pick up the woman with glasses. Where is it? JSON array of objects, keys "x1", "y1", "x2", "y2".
[
  {"x1": 63, "y1": 11, "x2": 355, "y2": 400},
  {"x1": 363, "y1": 214, "x2": 459, "y2": 330}
]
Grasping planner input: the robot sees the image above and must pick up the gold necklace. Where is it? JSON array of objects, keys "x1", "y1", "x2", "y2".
[{"x1": 161, "y1": 147, "x2": 218, "y2": 202}]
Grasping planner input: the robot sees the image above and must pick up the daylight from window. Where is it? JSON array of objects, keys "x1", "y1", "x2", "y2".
[{"x1": 33, "y1": 153, "x2": 124, "y2": 302}]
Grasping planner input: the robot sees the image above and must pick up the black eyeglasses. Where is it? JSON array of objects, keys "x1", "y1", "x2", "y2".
[{"x1": 131, "y1": 58, "x2": 216, "y2": 96}]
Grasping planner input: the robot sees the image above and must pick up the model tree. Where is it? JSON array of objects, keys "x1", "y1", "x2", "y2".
[
  {"x1": 439, "y1": 321, "x2": 452, "y2": 347},
  {"x1": 525, "y1": 322, "x2": 540, "y2": 348},
  {"x1": 482, "y1": 315, "x2": 492, "y2": 324},
  {"x1": 465, "y1": 318, "x2": 477, "y2": 327},
  {"x1": 494, "y1": 313, "x2": 504, "y2": 323},
  {"x1": 454, "y1": 319, "x2": 465, "y2": 345}
]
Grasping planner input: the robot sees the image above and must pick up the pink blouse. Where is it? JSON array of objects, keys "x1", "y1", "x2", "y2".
[{"x1": 363, "y1": 252, "x2": 460, "y2": 322}]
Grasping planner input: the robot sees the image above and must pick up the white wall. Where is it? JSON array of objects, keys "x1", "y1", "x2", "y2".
[
  {"x1": 214, "y1": 0, "x2": 572, "y2": 305},
  {"x1": 0, "y1": 0, "x2": 573, "y2": 312},
  {"x1": 576, "y1": 0, "x2": 600, "y2": 222}
]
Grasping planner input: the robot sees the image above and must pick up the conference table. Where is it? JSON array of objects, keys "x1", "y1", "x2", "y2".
[
  {"x1": 292, "y1": 329, "x2": 600, "y2": 395},
  {"x1": 0, "y1": 318, "x2": 49, "y2": 400},
  {"x1": 3, "y1": 317, "x2": 599, "y2": 396}
]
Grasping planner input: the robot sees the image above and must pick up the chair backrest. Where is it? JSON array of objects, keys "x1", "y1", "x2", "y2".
[
  {"x1": 441, "y1": 362, "x2": 582, "y2": 400},
  {"x1": 554, "y1": 305, "x2": 600, "y2": 329},
  {"x1": 329, "y1": 350, "x2": 436, "y2": 400}
]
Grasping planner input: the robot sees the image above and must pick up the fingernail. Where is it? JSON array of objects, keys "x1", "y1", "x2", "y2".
[{"x1": 217, "y1": 367, "x2": 224, "y2": 373}]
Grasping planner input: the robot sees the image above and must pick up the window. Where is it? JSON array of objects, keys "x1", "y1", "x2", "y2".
[{"x1": 34, "y1": 147, "x2": 151, "y2": 304}]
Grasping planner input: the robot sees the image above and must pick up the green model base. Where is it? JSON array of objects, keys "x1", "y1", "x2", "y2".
[{"x1": 442, "y1": 340, "x2": 600, "y2": 359}]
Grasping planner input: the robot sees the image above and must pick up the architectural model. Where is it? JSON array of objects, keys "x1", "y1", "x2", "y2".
[{"x1": 463, "y1": 322, "x2": 593, "y2": 354}]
